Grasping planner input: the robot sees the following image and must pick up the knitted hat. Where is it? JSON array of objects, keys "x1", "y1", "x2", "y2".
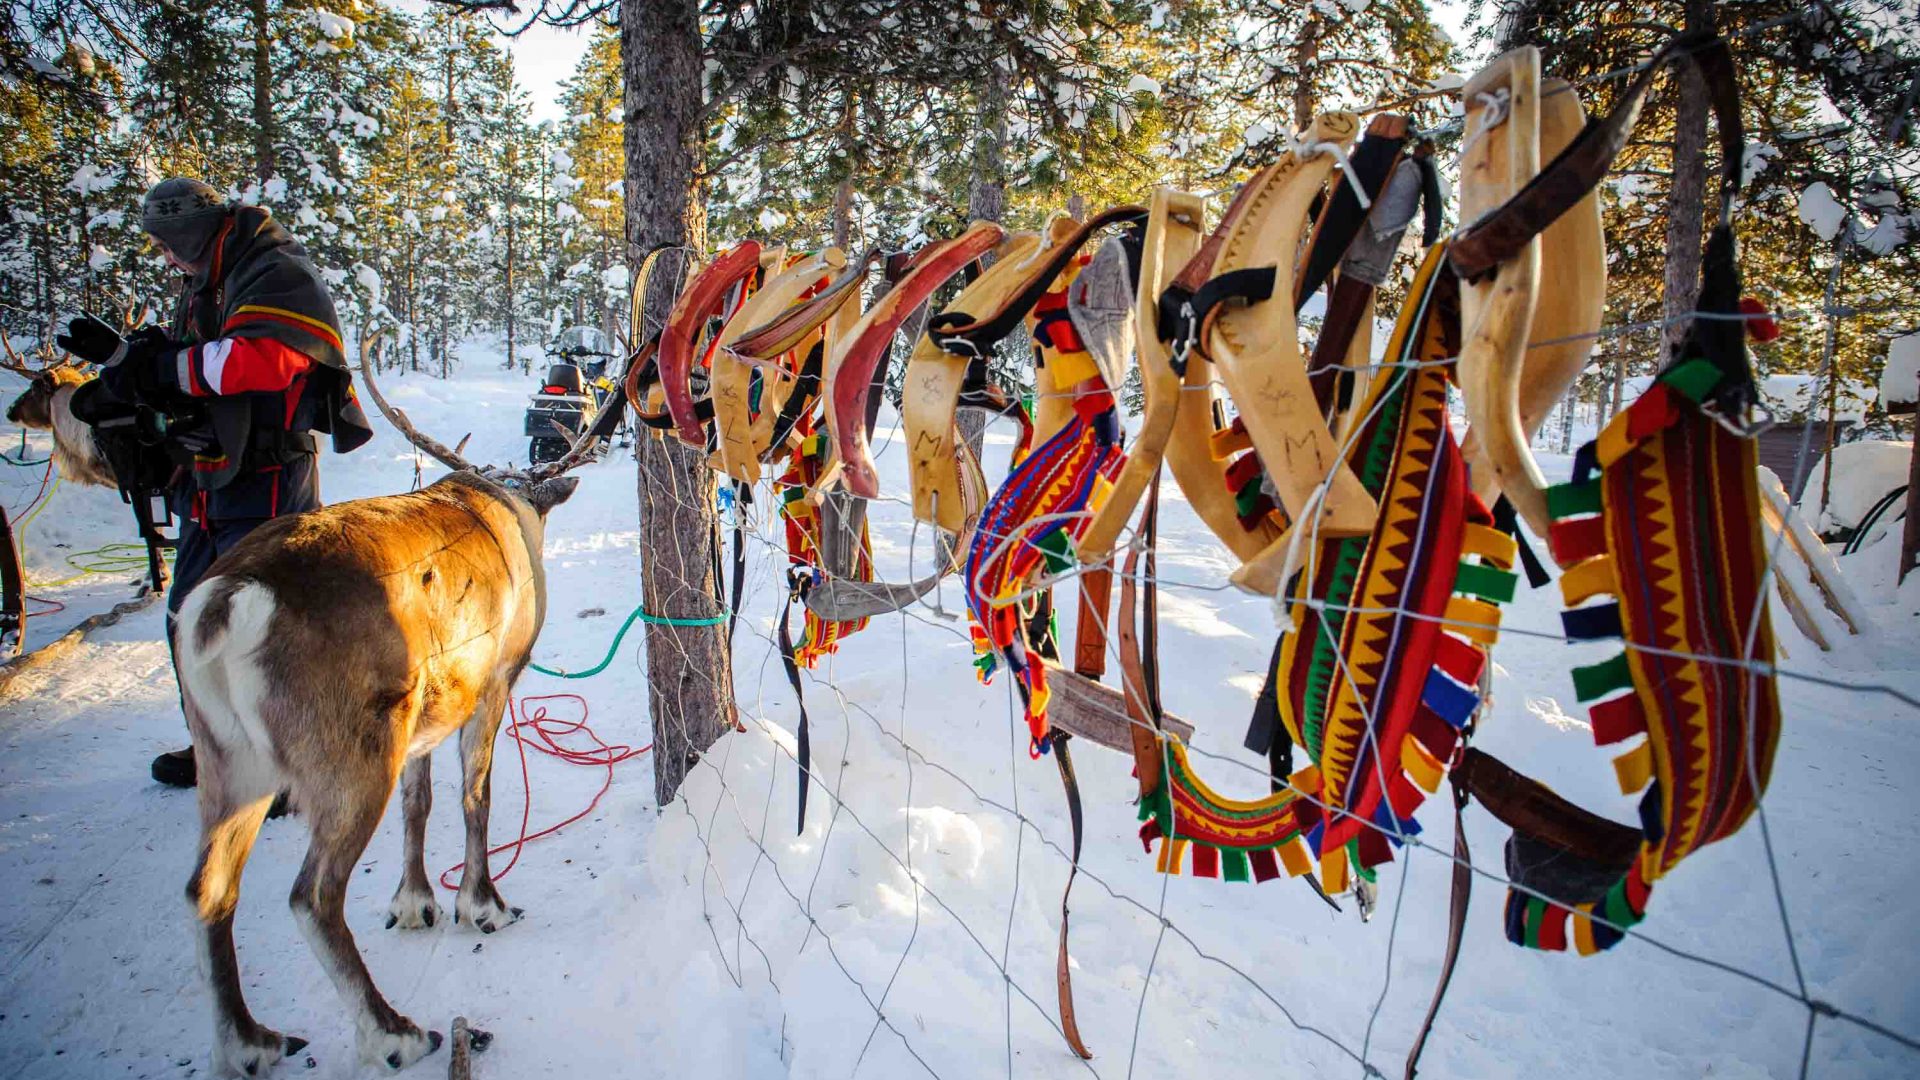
[{"x1": 141, "y1": 178, "x2": 229, "y2": 266}]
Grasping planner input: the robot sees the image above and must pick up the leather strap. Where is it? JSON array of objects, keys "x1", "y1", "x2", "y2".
[
  {"x1": 1450, "y1": 31, "x2": 1742, "y2": 281},
  {"x1": 928, "y1": 206, "x2": 1147, "y2": 359},
  {"x1": 1072, "y1": 568, "x2": 1112, "y2": 678},
  {"x1": 1307, "y1": 273, "x2": 1375, "y2": 416},
  {"x1": 1405, "y1": 777, "x2": 1473, "y2": 1080},
  {"x1": 1053, "y1": 732, "x2": 1093, "y2": 1060},
  {"x1": 1456, "y1": 748, "x2": 1641, "y2": 864},
  {"x1": 778, "y1": 569, "x2": 814, "y2": 834}
]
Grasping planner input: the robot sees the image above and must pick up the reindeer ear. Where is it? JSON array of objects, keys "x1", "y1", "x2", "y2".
[{"x1": 525, "y1": 476, "x2": 579, "y2": 516}]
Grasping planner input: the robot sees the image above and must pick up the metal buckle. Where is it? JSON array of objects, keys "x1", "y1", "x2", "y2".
[
  {"x1": 937, "y1": 332, "x2": 982, "y2": 361},
  {"x1": 1166, "y1": 300, "x2": 1198, "y2": 374},
  {"x1": 1702, "y1": 396, "x2": 1775, "y2": 439}
]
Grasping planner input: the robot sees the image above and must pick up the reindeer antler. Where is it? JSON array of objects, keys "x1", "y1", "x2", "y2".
[
  {"x1": 0, "y1": 332, "x2": 37, "y2": 376},
  {"x1": 356, "y1": 326, "x2": 477, "y2": 473}
]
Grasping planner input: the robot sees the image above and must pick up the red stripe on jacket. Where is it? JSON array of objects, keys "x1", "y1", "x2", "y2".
[{"x1": 186, "y1": 336, "x2": 314, "y2": 397}]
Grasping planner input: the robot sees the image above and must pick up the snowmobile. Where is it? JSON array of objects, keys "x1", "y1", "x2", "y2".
[{"x1": 524, "y1": 327, "x2": 620, "y2": 465}]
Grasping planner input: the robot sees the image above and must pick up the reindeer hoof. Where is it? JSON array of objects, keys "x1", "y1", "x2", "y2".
[
  {"x1": 385, "y1": 887, "x2": 444, "y2": 931},
  {"x1": 213, "y1": 1024, "x2": 297, "y2": 1077},
  {"x1": 456, "y1": 890, "x2": 521, "y2": 934},
  {"x1": 363, "y1": 1022, "x2": 436, "y2": 1073}
]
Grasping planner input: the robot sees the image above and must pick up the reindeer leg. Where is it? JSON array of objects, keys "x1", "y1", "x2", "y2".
[
  {"x1": 290, "y1": 775, "x2": 442, "y2": 1073},
  {"x1": 188, "y1": 777, "x2": 302, "y2": 1077},
  {"x1": 385, "y1": 754, "x2": 443, "y2": 930},
  {"x1": 453, "y1": 685, "x2": 522, "y2": 934}
]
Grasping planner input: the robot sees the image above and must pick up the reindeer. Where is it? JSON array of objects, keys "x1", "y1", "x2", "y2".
[
  {"x1": 171, "y1": 331, "x2": 587, "y2": 1076},
  {"x1": 1, "y1": 334, "x2": 116, "y2": 488}
]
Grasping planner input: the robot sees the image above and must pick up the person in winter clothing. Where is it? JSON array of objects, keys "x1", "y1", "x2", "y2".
[{"x1": 54, "y1": 178, "x2": 372, "y2": 788}]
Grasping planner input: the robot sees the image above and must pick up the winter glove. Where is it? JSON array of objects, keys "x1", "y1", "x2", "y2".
[
  {"x1": 98, "y1": 328, "x2": 175, "y2": 405},
  {"x1": 54, "y1": 312, "x2": 125, "y2": 367}
]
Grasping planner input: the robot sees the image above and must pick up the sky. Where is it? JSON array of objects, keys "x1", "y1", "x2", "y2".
[{"x1": 393, "y1": 0, "x2": 596, "y2": 124}]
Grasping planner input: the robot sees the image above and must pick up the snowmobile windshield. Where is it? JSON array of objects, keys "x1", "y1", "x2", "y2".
[{"x1": 550, "y1": 327, "x2": 613, "y2": 357}]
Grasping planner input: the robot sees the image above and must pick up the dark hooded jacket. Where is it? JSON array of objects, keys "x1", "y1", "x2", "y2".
[{"x1": 159, "y1": 205, "x2": 372, "y2": 500}]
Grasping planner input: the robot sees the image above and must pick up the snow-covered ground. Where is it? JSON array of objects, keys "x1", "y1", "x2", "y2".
[{"x1": 2, "y1": 348, "x2": 1918, "y2": 1079}]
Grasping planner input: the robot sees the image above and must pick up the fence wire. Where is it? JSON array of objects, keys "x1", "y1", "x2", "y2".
[{"x1": 599, "y1": 77, "x2": 1916, "y2": 1074}]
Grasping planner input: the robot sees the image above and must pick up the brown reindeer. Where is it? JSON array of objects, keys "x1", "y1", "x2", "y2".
[
  {"x1": 1, "y1": 335, "x2": 116, "y2": 488},
  {"x1": 172, "y1": 331, "x2": 585, "y2": 1076}
]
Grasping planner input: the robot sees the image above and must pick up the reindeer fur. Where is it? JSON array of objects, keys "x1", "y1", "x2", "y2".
[
  {"x1": 4, "y1": 367, "x2": 116, "y2": 488},
  {"x1": 174, "y1": 468, "x2": 576, "y2": 1076}
]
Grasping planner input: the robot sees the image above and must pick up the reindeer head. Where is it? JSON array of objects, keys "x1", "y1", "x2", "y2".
[
  {"x1": 2, "y1": 336, "x2": 87, "y2": 430},
  {"x1": 356, "y1": 329, "x2": 582, "y2": 520}
]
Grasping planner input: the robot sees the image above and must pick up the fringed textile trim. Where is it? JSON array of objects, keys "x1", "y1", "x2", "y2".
[{"x1": 1522, "y1": 356, "x2": 1782, "y2": 954}]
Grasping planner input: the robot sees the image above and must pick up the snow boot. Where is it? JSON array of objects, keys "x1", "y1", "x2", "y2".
[{"x1": 150, "y1": 747, "x2": 195, "y2": 788}]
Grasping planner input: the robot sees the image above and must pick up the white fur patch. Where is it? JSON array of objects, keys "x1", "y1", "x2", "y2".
[
  {"x1": 49, "y1": 385, "x2": 113, "y2": 488},
  {"x1": 176, "y1": 580, "x2": 283, "y2": 797}
]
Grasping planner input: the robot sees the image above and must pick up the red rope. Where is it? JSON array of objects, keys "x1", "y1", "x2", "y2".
[
  {"x1": 10, "y1": 459, "x2": 52, "y2": 520},
  {"x1": 24, "y1": 595, "x2": 63, "y2": 616},
  {"x1": 437, "y1": 692, "x2": 652, "y2": 891}
]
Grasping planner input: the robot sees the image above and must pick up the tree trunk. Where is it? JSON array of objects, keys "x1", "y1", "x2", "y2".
[
  {"x1": 1662, "y1": 0, "x2": 1712, "y2": 355},
  {"x1": 1291, "y1": 18, "x2": 1321, "y2": 133},
  {"x1": 623, "y1": 0, "x2": 730, "y2": 808},
  {"x1": 967, "y1": 64, "x2": 1009, "y2": 225},
  {"x1": 249, "y1": 0, "x2": 275, "y2": 186},
  {"x1": 505, "y1": 140, "x2": 518, "y2": 370},
  {"x1": 832, "y1": 92, "x2": 856, "y2": 248},
  {"x1": 959, "y1": 67, "x2": 1011, "y2": 454}
]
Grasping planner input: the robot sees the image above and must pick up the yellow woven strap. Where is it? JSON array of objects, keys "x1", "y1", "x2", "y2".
[
  {"x1": 1559, "y1": 554, "x2": 1618, "y2": 607},
  {"x1": 1612, "y1": 741, "x2": 1653, "y2": 794},
  {"x1": 1321, "y1": 842, "x2": 1350, "y2": 894},
  {"x1": 1401, "y1": 736, "x2": 1446, "y2": 793},
  {"x1": 1277, "y1": 835, "x2": 1314, "y2": 877},
  {"x1": 1461, "y1": 522, "x2": 1518, "y2": 570},
  {"x1": 1443, "y1": 597, "x2": 1502, "y2": 645},
  {"x1": 1159, "y1": 837, "x2": 1190, "y2": 875},
  {"x1": 1209, "y1": 422, "x2": 1254, "y2": 460}
]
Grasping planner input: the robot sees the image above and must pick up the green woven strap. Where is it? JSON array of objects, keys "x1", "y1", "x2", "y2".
[
  {"x1": 1659, "y1": 358, "x2": 1723, "y2": 404},
  {"x1": 1453, "y1": 560, "x2": 1517, "y2": 604},
  {"x1": 1035, "y1": 528, "x2": 1076, "y2": 575},
  {"x1": 1546, "y1": 480, "x2": 1602, "y2": 520},
  {"x1": 1571, "y1": 652, "x2": 1635, "y2": 703}
]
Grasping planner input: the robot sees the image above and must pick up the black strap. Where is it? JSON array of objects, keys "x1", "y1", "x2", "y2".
[
  {"x1": 1243, "y1": 634, "x2": 1294, "y2": 785},
  {"x1": 127, "y1": 488, "x2": 172, "y2": 596},
  {"x1": 0, "y1": 507, "x2": 22, "y2": 659},
  {"x1": 1417, "y1": 155, "x2": 1444, "y2": 246},
  {"x1": 1684, "y1": 223, "x2": 1760, "y2": 417},
  {"x1": 1491, "y1": 496, "x2": 1551, "y2": 588},
  {"x1": 762, "y1": 340, "x2": 824, "y2": 457},
  {"x1": 928, "y1": 206, "x2": 1148, "y2": 359},
  {"x1": 779, "y1": 569, "x2": 814, "y2": 834},
  {"x1": 1296, "y1": 126, "x2": 1407, "y2": 303},
  {"x1": 728, "y1": 482, "x2": 749, "y2": 647},
  {"x1": 1405, "y1": 777, "x2": 1473, "y2": 1079},
  {"x1": 1154, "y1": 267, "x2": 1275, "y2": 376}
]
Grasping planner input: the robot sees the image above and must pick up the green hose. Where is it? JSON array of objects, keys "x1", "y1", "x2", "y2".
[{"x1": 528, "y1": 602, "x2": 727, "y2": 679}]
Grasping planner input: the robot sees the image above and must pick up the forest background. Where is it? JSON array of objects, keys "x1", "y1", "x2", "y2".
[{"x1": 2, "y1": 0, "x2": 1914, "y2": 428}]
